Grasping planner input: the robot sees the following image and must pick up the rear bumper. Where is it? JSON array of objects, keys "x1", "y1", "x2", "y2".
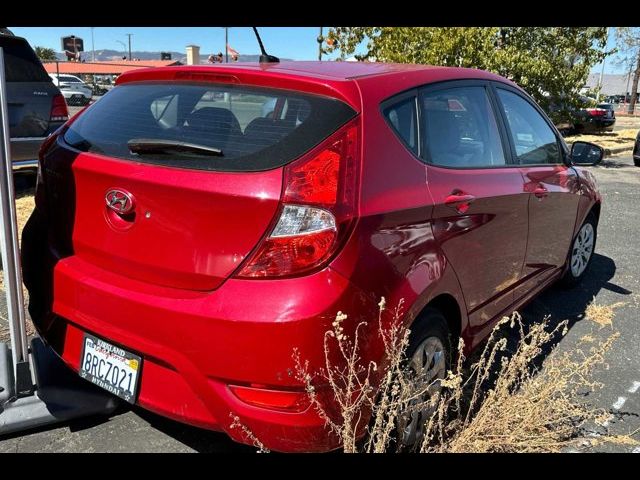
[
  {"x1": 9, "y1": 137, "x2": 45, "y2": 169},
  {"x1": 582, "y1": 118, "x2": 615, "y2": 131},
  {"x1": 24, "y1": 218, "x2": 375, "y2": 452},
  {"x1": 10, "y1": 127, "x2": 64, "y2": 168}
]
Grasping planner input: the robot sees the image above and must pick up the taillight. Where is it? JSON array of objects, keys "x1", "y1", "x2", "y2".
[
  {"x1": 237, "y1": 119, "x2": 359, "y2": 278},
  {"x1": 50, "y1": 93, "x2": 69, "y2": 122},
  {"x1": 587, "y1": 108, "x2": 605, "y2": 117}
]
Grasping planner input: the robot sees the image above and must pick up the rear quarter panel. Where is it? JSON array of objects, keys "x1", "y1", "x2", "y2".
[{"x1": 329, "y1": 73, "x2": 469, "y2": 343}]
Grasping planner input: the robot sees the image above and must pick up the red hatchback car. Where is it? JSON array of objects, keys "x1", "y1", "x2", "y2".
[{"x1": 22, "y1": 61, "x2": 603, "y2": 452}]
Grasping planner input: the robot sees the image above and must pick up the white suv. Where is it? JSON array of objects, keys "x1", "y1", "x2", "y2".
[{"x1": 49, "y1": 73, "x2": 93, "y2": 106}]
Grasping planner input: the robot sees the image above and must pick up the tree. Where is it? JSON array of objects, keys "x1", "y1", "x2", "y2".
[
  {"x1": 615, "y1": 28, "x2": 640, "y2": 114},
  {"x1": 325, "y1": 28, "x2": 608, "y2": 123},
  {"x1": 34, "y1": 46, "x2": 57, "y2": 61}
]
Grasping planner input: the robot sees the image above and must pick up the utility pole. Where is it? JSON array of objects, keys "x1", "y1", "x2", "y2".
[
  {"x1": 126, "y1": 33, "x2": 133, "y2": 61},
  {"x1": 225, "y1": 27, "x2": 228, "y2": 63},
  {"x1": 318, "y1": 27, "x2": 323, "y2": 61},
  {"x1": 626, "y1": 59, "x2": 633, "y2": 104},
  {"x1": 629, "y1": 48, "x2": 640, "y2": 115},
  {"x1": 597, "y1": 27, "x2": 609, "y2": 102},
  {"x1": 91, "y1": 27, "x2": 95, "y2": 62}
]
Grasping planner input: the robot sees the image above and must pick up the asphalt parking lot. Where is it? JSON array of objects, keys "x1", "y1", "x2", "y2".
[{"x1": 1, "y1": 154, "x2": 639, "y2": 452}]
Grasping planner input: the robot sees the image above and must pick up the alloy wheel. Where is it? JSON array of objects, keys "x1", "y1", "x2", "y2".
[
  {"x1": 398, "y1": 335, "x2": 447, "y2": 449},
  {"x1": 571, "y1": 223, "x2": 594, "y2": 277}
]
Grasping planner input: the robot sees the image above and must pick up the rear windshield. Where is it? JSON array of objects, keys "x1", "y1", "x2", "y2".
[
  {"x1": 596, "y1": 103, "x2": 613, "y2": 110},
  {"x1": 63, "y1": 82, "x2": 357, "y2": 172},
  {"x1": 1, "y1": 36, "x2": 51, "y2": 82},
  {"x1": 57, "y1": 75, "x2": 82, "y2": 83}
]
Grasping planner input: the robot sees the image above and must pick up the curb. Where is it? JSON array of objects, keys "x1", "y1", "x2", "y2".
[{"x1": 604, "y1": 145, "x2": 634, "y2": 157}]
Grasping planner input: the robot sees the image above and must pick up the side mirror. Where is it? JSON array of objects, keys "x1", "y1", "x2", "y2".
[{"x1": 571, "y1": 141, "x2": 604, "y2": 166}]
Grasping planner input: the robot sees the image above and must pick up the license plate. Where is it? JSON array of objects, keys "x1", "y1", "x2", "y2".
[{"x1": 79, "y1": 333, "x2": 142, "y2": 403}]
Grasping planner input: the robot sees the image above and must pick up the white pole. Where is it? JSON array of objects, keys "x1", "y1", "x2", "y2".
[{"x1": 0, "y1": 48, "x2": 31, "y2": 391}]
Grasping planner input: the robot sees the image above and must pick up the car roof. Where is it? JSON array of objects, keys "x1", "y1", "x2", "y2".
[
  {"x1": 146, "y1": 61, "x2": 506, "y2": 81},
  {"x1": 206, "y1": 61, "x2": 439, "y2": 80},
  {"x1": 117, "y1": 61, "x2": 519, "y2": 111}
]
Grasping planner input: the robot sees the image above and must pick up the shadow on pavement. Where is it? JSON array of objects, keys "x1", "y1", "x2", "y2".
[
  {"x1": 520, "y1": 253, "x2": 629, "y2": 328},
  {"x1": 130, "y1": 406, "x2": 254, "y2": 453},
  {"x1": 466, "y1": 253, "x2": 630, "y2": 395}
]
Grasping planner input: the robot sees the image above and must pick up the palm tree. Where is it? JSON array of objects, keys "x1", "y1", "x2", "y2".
[{"x1": 34, "y1": 46, "x2": 57, "y2": 61}]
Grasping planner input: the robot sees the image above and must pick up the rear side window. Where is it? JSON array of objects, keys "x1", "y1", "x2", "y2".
[
  {"x1": 63, "y1": 82, "x2": 356, "y2": 172},
  {"x1": 1, "y1": 37, "x2": 51, "y2": 82},
  {"x1": 383, "y1": 96, "x2": 417, "y2": 153},
  {"x1": 496, "y1": 89, "x2": 561, "y2": 165},
  {"x1": 421, "y1": 86, "x2": 506, "y2": 168}
]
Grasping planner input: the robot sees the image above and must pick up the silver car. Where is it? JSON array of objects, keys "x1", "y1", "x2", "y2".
[{"x1": 49, "y1": 73, "x2": 93, "y2": 106}]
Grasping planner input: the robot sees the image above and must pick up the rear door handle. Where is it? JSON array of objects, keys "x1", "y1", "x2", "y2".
[{"x1": 444, "y1": 190, "x2": 476, "y2": 213}]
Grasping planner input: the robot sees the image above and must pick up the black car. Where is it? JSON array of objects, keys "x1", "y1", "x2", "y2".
[
  {"x1": 633, "y1": 130, "x2": 640, "y2": 167},
  {"x1": 574, "y1": 102, "x2": 616, "y2": 134},
  {"x1": 1, "y1": 32, "x2": 68, "y2": 172}
]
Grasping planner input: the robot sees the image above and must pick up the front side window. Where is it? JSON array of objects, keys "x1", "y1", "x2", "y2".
[
  {"x1": 420, "y1": 86, "x2": 506, "y2": 168},
  {"x1": 496, "y1": 89, "x2": 561, "y2": 165}
]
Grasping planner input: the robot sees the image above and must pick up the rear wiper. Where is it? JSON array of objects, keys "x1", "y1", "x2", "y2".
[{"x1": 128, "y1": 139, "x2": 223, "y2": 157}]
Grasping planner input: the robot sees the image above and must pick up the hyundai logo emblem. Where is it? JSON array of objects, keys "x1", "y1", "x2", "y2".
[{"x1": 105, "y1": 189, "x2": 135, "y2": 215}]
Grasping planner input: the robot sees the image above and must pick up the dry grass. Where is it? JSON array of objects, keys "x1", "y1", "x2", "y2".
[
  {"x1": 419, "y1": 315, "x2": 625, "y2": 453},
  {"x1": 584, "y1": 298, "x2": 625, "y2": 329},
  {"x1": 0, "y1": 190, "x2": 34, "y2": 291},
  {"x1": 232, "y1": 299, "x2": 638, "y2": 453},
  {"x1": 571, "y1": 128, "x2": 638, "y2": 150},
  {"x1": 0, "y1": 190, "x2": 35, "y2": 341}
]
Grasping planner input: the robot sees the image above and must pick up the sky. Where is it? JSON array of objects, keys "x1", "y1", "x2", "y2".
[
  {"x1": 9, "y1": 26, "x2": 628, "y2": 74},
  {"x1": 8, "y1": 27, "x2": 350, "y2": 61}
]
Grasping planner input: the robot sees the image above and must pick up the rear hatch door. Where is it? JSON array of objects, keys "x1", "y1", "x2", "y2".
[
  {"x1": 43, "y1": 80, "x2": 356, "y2": 290},
  {"x1": 1, "y1": 35, "x2": 57, "y2": 137}
]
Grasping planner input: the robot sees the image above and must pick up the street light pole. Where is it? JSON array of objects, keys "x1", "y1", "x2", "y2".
[
  {"x1": 225, "y1": 27, "x2": 228, "y2": 63},
  {"x1": 91, "y1": 28, "x2": 96, "y2": 62},
  {"x1": 318, "y1": 26, "x2": 323, "y2": 61},
  {"x1": 126, "y1": 33, "x2": 133, "y2": 61},
  {"x1": 115, "y1": 40, "x2": 126, "y2": 60}
]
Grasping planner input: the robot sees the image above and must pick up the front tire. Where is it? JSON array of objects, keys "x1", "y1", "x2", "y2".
[{"x1": 559, "y1": 213, "x2": 597, "y2": 288}]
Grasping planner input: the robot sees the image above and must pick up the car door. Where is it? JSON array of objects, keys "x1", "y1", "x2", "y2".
[
  {"x1": 420, "y1": 82, "x2": 529, "y2": 332},
  {"x1": 493, "y1": 86, "x2": 581, "y2": 298}
]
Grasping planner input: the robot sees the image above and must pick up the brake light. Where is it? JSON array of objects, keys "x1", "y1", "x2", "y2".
[
  {"x1": 50, "y1": 93, "x2": 68, "y2": 122},
  {"x1": 174, "y1": 72, "x2": 240, "y2": 83},
  {"x1": 237, "y1": 119, "x2": 359, "y2": 278},
  {"x1": 587, "y1": 108, "x2": 606, "y2": 117}
]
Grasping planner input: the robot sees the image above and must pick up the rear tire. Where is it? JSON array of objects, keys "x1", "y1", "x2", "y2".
[
  {"x1": 634, "y1": 156, "x2": 640, "y2": 167},
  {"x1": 559, "y1": 213, "x2": 597, "y2": 288},
  {"x1": 395, "y1": 308, "x2": 451, "y2": 451}
]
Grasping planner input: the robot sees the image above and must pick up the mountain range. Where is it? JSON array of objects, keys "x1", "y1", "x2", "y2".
[{"x1": 55, "y1": 49, "x2": 291, "y2": 63}]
